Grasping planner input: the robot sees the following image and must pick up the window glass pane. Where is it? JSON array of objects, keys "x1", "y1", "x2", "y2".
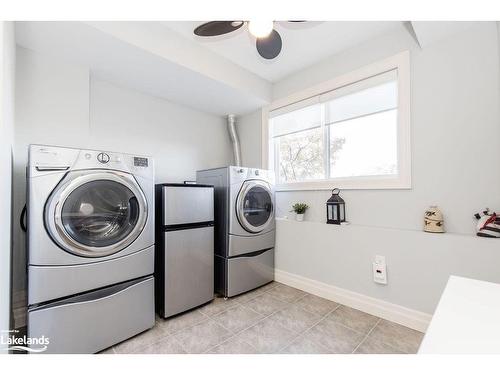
[
  {"x1": 277, "y1": 127, "x2": 325, "y2": 183},
  {"x1": 324, "y1": 80, "x2": 397, "y2": 125},
  {"x1": 271, "y1": 103, "x2": 321, "y2": 138},
  {"x1": 329, "y1": 109, "x2": 398, "y2": 178}
]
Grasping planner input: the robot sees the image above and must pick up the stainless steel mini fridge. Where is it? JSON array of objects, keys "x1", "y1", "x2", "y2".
[{"x1": 155, "y1": 183, "x2": 214, "y2": 318}]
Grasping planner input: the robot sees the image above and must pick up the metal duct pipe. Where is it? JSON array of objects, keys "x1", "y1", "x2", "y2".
[{"x1": 227, "y1": 114, "x2": 242, "y2": 167}]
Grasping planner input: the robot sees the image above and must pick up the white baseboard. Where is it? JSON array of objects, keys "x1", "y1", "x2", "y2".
[{"x1": 275, "y1": 269, "x2": 431, "y2": 333}]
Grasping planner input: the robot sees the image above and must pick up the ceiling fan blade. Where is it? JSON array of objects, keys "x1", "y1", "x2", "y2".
[
  {"x1": 256, "y1": 29, "x2": 282, "y2": 59},
  {"x1": 193, "y1": 21, "x2": 244, "y2": 37}
]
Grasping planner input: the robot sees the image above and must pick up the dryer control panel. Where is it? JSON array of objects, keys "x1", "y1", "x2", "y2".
[{"x1": 229, "y1": 166, "x2": 275, "y2": 184}]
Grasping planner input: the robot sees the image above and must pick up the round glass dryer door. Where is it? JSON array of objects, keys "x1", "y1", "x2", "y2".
[
  {"x1": 236, "y1": 181, "x2": 274, "y2": 233},
  {"x1": 46, "y1": 171, "x2": 147, "y2": 257}
]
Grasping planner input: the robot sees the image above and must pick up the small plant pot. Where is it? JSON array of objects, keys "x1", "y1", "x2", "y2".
[{"x1": 296, "y1": 213, "x2": 304, "y2": 222}]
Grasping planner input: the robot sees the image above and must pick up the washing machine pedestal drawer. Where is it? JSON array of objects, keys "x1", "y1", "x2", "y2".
[
  {"x1": 228, "y1": 230, "x2": 275, "y2": 257},
  {"x1": 28, "y1": 276, "x2": 154, "y2": 354},
  {"x1": 28, "y1": 245, "x2": 154, "y2": 305},
  {"x1": 225, "y1": 248, "x2": 274, "y2": 297}
]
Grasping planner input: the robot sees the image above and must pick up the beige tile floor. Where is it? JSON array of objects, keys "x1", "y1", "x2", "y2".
[{"x1": 101, "y1": 282, "x2": 424, "y2": 354}]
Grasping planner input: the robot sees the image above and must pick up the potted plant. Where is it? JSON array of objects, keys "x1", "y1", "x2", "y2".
[{"x1": 291, "y1": 203, "x2": 309, "y2": 222}]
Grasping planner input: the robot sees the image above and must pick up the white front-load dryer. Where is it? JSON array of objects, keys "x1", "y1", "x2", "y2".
[
  {"x1": 197, "y1": 166, "x2": 275, "y2": 297},
  {"x1": 27, "y1": 144, "x2": 155, "y2": 353},
  {"x1": 228, "y1": 168, "x2": 276, "y2": 257}
]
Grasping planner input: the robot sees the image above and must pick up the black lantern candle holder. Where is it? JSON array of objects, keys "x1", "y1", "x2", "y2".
[{"x1": 326, "y1": 188, "x2": 345, "y2": 225}]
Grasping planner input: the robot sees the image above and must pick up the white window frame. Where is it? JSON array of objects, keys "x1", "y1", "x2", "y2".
[{"x1": 261, "y1": 51, "x2": 411, "y2": 191}]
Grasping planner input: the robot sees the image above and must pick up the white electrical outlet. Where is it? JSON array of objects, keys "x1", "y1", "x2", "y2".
[{"x1": 373, "y1": 255, "x2": 387, "y2": 285}]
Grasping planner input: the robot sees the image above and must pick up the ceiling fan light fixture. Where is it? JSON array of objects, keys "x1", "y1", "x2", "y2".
[{"x1": 248, "y1": 20, "x2": 274, "y2": 38}]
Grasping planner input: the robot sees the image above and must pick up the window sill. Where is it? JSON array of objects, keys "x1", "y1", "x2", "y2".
[{"x1": 274, "y1": 175, "x2": 411, "y2": 191}]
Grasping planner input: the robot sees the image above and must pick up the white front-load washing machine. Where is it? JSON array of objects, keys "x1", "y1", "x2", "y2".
[
  {"x1": 27, "y1": 144, "x2": 155, "y2": 353},
  {"x1": 197, "y1": 166, "x2": 275, "y2": 297}
]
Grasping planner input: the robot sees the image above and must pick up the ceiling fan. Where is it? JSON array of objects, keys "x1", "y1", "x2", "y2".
[{"x1": 193, "y1": 21, "x2": 306, "y2": 60}]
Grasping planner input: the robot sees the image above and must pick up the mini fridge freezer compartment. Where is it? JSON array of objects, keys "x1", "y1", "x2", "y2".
[{"x1": 161, "y1": 185, "x2": 214, "y2": 226}]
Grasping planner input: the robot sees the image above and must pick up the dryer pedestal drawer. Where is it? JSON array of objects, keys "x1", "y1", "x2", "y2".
[
  {"x1": 28, "y1": 276, "x2": 154, "y2": 354},
  {"x1": 228, "y1": 230, "x2": 275, "y2": 257},
  {"x1": 225, "y1": 248, "x2": 274, "y2": 297}
]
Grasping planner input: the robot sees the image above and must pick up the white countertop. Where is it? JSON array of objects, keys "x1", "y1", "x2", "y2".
[{"x1": 419, "y1": 275, "x2": 500, "y2": 354}]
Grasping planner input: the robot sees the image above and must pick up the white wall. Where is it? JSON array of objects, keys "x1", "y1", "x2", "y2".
[
  {"x1": 272, "y1": 23, "x2": 500, "y2": 236},
  {"x1": 12, "y1": 47, "x2": 231, "y2": 302},
  {"x1": 238, "y1": 22, "x2": 500, "y2": 317},
  {"x1": 90, "y1": 79, "x2": 231, "y2": 182},
  {"x1": 276, "y1": 219, "x2": 500, "y2": 316},
  {"x1": 11, "y1": 22, "x2": 500, "y2": 327},
  {"x1": 12, "y1": 47, "x2": 91, "y2": 301},
  {"x1": 236, "y1": 109, "x2": 262, "y2": 168},
  {"x1": 0, "y1": 21, "x2": 15, "y2": 348}
]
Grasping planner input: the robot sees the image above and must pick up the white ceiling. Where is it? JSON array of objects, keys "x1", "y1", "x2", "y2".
[
  {"x1": 15, "y1": 21, "x2": 271, "y2": 116},
  {"x1": 410, "y1": 21, "x2": 477, "y2": 48},
  {"x1": 163, "y1": 21, "x2": 404, "y2": 82},
  {"x1": 17, "y1": 21, "x2": 471, "y2": 116}
]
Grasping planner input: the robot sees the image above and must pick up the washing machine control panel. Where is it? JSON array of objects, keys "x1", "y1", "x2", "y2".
[
  {"x1": 133, "y1": 157, "x2": 149, "y2": 167},
  {"x1": 29, "y1": 145, "x2": 154, "y2": 181}
]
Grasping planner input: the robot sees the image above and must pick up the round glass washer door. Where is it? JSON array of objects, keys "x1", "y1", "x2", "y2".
[
  {"x1": 236, "y1": 180, "x2": 274, "y2": 233},
  {"x1": 45, "y1": 171, "x2": 148, "y2": 257}
]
